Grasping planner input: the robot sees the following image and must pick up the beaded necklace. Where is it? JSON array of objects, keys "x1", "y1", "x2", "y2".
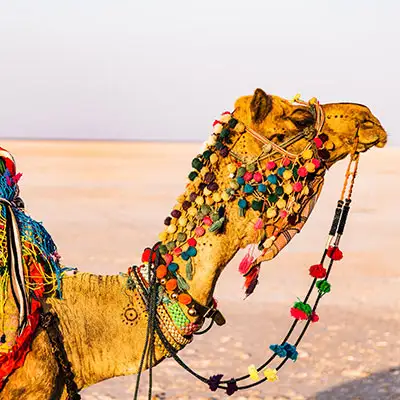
[{"x1": 130, "y1": 96, "x2": 361, "y2": 398}]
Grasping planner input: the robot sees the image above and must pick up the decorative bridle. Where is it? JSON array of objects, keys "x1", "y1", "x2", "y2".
[{"x1": 130, "y1": 95, "x2": 361, "y2": 398}]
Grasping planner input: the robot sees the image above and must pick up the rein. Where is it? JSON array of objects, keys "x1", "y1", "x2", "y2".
[{"x1": 131, "y1": 97, "x2": 362, "y2": 398}]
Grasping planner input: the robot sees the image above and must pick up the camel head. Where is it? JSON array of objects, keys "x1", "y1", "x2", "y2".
[{"x1": 232, "y1": 89, "x2": 387, "y2": 167}]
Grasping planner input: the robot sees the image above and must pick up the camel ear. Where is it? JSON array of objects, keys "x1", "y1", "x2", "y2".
[{"x1": 250, "y1": 89, "x2": 272, "y2": 123}]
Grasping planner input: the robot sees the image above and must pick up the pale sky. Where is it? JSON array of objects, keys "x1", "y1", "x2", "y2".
[{"x1": 0, "y1": 0, "x2": 398, "y2": 143}]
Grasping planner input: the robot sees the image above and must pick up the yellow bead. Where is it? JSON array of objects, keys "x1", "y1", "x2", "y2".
[
  {"x1": 305, "y1": 162, "x2": 316, "y2": 173},
  {"x1": 201, "y1": 167, "x2": 209, "y2": 176},
  {"x1": 195, "y1": 196, "x2": 204, "y2": 205},
  {"x1": 263, "y1": 368, "x2": 278, "y2": 382},
  {"x1": 205, "y1": 196, "x2": 214, "y2": 205},
  {"x1": 276, "y1": 198, "x2": 286, "y2": 209},
  {"x1": 284, "y1": 183, "x2": 293, "y2": 195},
  {"x1": 177, "y1": 194, "x2": 185, "y2": 203},
  {"x1": 293, "y1": 202, "x2": 301, "y2": 213},
  {"x1": 203, "y1": 188, "x2": 212, "y2": 196},
  {"x1": 248, "y1": 364, "x2": 259, "y2": 381},
  {"x1": 220, "y1": 113, "x2": 231, "y2": 123},
  {"x1": 309, "y1": 97, "x2": 318, "y2": 105},
  {"x1": 301, "y1": 185, "x2": 309, "y2": 195},
  {"x1": 210, "y1": 154, "x2": 218, "y2": 164},
  {"x1": 213, "y1": 124, "x2": 223, "y2": 134},
  {"x1": 266, "y1": 207, "x2": 277, "y2": 218},
  {"x1": 302, "y1": 149, "x2": 313, "y2": 160},
  {"x1": 264, "y1": 238, "x2": 274, "y2": 248},
  {"x1": 221, "y1": 192, "x2": 231, "y2": 201},
  {"x1": 188, "y1": 207, "x2": 197, "y2": 217},
  {"x1": 158, "y1": 231, "x2": 168, "y2": 241},
  {"x1": 227, "y1": 163, "x2": 237, "y2": 173},
  {"x1": 212, "y1": 193, "x2": 222, "y2": 202},
  {"x1": 167, "y1": 224, "x2": 177, "y2": 234},
  {"x1": 178, "y1": 216, "x2": 188, "y2": 226},
  {"x1": 283, "y1": 170, "x2": 293, "y2": 180},
  {"x1": 325, "y1": 140, "x2": 334, "y2": 150}
]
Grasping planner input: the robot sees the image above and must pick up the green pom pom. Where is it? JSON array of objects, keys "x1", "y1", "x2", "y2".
[
  {"x1": 268, "y1": 194, "x2": 278, "y2": 203},
  {"x1": 228, "y1": 118, "x2": 238, "y2": 128},
  {"x1": 316, "y1": 280, "x2": 331, "y2": 294},
  {"x1": 220, "y1": 128, "x2": 230, "y2": 139},
  {"x1": 203, "y1": 150, "x2": 212, "y2": 160},
  {"x1": 251, "y1": 200, "x2": 263, "y2": 211},
  {"x1": 247, "y1": 164, "x2": 256, "y2": 172},
  {"x1": 177, "y1": 232, "x2": 187, "y2": 242},
  {"x1": 200, "y1": 204, "x2": 211, "y2": 215},
  {"x1": 192, "y1": 158, "x2": 203, "y2": 171},
  {"x1": 166, "y1": 241, "x2": 176, "y2": 251},
  {"x1": 215, "y1": 141, "x2": 224, "y2": 150},
  {"x1": 293, "y1": 301, "x2": 312, "y2": 316},
  {"x1": 275, "y1": 186, "x2": 284, "y2": 196},
  {"x1": 188, "y1": 171, "x2": 198, "y2": 181},
  {"x1": 159, "y1": 245, "x2": 168, "y2": 255},
  {"x1": 237, "y1": 167, "x2": 246, "y2": 177},
  {"x1": 211, "y1": 212, "x2": 220, "y2": 222}
]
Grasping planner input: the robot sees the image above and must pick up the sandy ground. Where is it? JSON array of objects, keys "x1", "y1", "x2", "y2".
[{"x1": 2, "y1": 140, "x2": 399, "y2": 400}]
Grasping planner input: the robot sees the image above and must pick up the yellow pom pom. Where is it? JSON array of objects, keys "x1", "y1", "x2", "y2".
[
  {"x1": 220, "y1": 113, "x2": 231, "y2": 123},
  {"x1": 203, "y1": 188, "x2": 212, "y2": 196},
  {"x1": 158, "y1": 231, "x2": 168, "y2": 241},
  {"x1": 266, "y1": 207, "x2": 277, "y2": 218},
  {"x1": 234, "y1": 122, "x2": 245, "y2": 133},
  {"x1": 248, "y1": 364, "x2": 259, "y2": 381},
  {"x1": 177, "y1": 194, "x2": 185, "y2": 203},
  {"x1": 221, "y1": 191, "x2": 231, "y2": 201},
  {"x1": 284, "y1": 183, "x2": 293, "y2": 195},
  {"x1": 293, "y1": 202, "x2": 301, "y2": 213},
  {"x1": 195, "y1": 196, "x2": 204, "y2": 205},
  {"x1": 263, "y1": 368, "x2": 278, "y2": 382},
  {"x1": 276, "y1": 198, "x2": 286, "y2": 209},
  {"x1": 291, "y1": 93, "x2": 301, "y2": 103},
  {"x1": 309, "y1": 97, "x2": 318, "y2": 105},
  {"x1": 213, "y1": 124, "x2": 223, "y2": 134},
  {"x1": 210, "y1": 154, "x2": 218, "y2": 164},
  {"x1": 302, "y1": 149, "x2": 313, "y2": 160},
  {"x1": 178, "y1": 216, "x2": 188, "y2": 226},
  {"x1": 188, "y1": 207, "x2": 197, "y2": 217},
  {"x1": 305, "y1": 162, "x2": 316, "y2": 173},
  {"x1": 201, "y1": 166, "x2": 209, "y2": 176},
  {"x1": 283, "y1": 170, "x2": 293, "y2": 180},
  {"x1": 227, "y1": 163, "x2": 237, "y2": 173},
  {"x1": 167, "y1": 224, "x2": 177, "y2": 234},
  {"x1": 264, "y1": 238, "x2": 274, "y2": 248},
  {"x1": 325, "y1": 140, "x2": 334, "y2": 150},
  {"x1": 205, "y1": 196, "x2": 214, "y2": 205},
  {"x1": 212, "y1": 193, "x2": 222, "y2": 203},
  {"x1": 301, "y1": 185, "x2": 309, "y2": 195}
]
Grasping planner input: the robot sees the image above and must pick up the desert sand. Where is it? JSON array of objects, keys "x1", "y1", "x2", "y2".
[{"x1": 2, "y1": 140, "x2": 399, "y2": 400}]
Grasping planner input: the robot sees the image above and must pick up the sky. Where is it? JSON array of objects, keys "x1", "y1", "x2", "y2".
[{"x1": 0, "y1": 0, "x2": 398, "y2": 144}]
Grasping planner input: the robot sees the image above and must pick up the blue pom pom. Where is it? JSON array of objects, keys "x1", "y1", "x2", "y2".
[
  {"x1": 181, "y1": 252, "x2": 190, "y2": 261},
  {"x1": 244, "y1": 184, "x2": 254, "y2": 194},
  {"x1": 237, "y1": 177, "x2": 245, "y2": 185},
  {"x1": 258, "y1": 184, "x2": 267, "y2": 193},
  {"x1": 238, "y1": 199, "x2": 247, "y2": 209},
  {"x1": 168, "y1": 263, "x2": 179, "y2": 272},
  {"x1": 187, "y1": 246, "x2": 197, "y2": 257},
  {"x1": 267, "y1": 174, "x2": 278, "y2": 184},
  {"x1": 277, "y1": 167, "x2": 286, "y2": 176}
]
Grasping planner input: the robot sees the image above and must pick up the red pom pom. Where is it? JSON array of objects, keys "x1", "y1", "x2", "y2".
[
  {"x1": 142, "y1": 248, "x2": 151, "y2": 263},
  {"x1": 282, "y1": 157, "x2": 291, "y2": 167},
  {"x1": 314, "y1": 137, "x2": 323, "y2": 148},
  {"x1": 164, "y1": 254, "x2": 173, "y2": 266},
  {"x1": 243, "y1": 172, "x2": 253, "y2": 182},
  {"x1": 213, "y1": 120, "x2": 221, "y2": 127},
  {"x1": 311, "y1": 312, "x2": 319, "y2": 323},
  {"x1": 187, "y1": 238, "x2": 197, "y2": 247},
  {"x1": 290, "y1": 307, "x2": 308, "y2": 320},
  {"x1": 312, "y1": 158, "x2": 321, "y2": 168},
  {"x1": 327, "y1": 246, "x2": 343, "y2": 261},
  {"x1": 203, "y1": 216, "x2": 213, "y2": 226},
  {"x1": 174, "y1": 247, "x2": 182, "y2": 255},
  {"x1": 309, "y1": 264, "x2": 327, "y2": 278}
]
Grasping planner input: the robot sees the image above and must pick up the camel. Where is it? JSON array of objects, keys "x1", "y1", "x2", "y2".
[{"x1": 0, "y1": 89, "x2": 387, "y2": 399}]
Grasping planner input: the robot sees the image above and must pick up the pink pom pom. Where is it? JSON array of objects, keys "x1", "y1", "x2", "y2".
[
  {"x1": 243, "y1": 171, "x2": 253, "y2": 182},
  {"x1": 187, "y1": 238, "x2": 197, "y2": 247},
  {"x1": 203, "y1": 216, "x2": 213, "y2": 226},
  {"x1": 314, "y1": 137, "x2": 323, "y2": 148},
  {"x1": 164, "y1": 254, "x2": 173, "y2": 266},
  {"x1": 239, "y1": 253, "x2": 254, "y2": 275},
  {"x1": 254, "y1": 218, "x2": 263, "y2": 230},
  {"x1": 279, "y1": 210, "x2": 288, "y2": 218},
  {"x1": 195, "y1": 226, "x2": 205, "y2": 237},
  {"x1": 253, "y1": 172, "x2": 263, "y2": 183},
  {"x1": 293, "y1": 182, "x2": 303, "y2": 192},
  {"x1": 266, "y1": 161, "x2": 276, "y2": 170},
  {"x1": 282, "y1": 157, "x2": 291, "y2": 167},
  {"x1": 298, "y1": 167, "x2": 308, "y2": 177},
  {"x1": 312, "y1": 158, "x2": 321, "y2": 168}
]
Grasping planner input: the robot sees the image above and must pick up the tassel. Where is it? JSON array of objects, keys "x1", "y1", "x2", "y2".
[
  {"x1": 238, "y1": 253, "x2": 254, "y2": 275},
  {"x1": 186, "y1": 259, "x2": 193, "y2": 281},
  {"x1": 244, "y1": 265, "x2": 260, "y2": 298},
  {"x1": 209, "y1": 217, "x2": 225, "y2": 233},
  {"x1": 176, "y1": 273, "x2": 190, "y2": 291}
]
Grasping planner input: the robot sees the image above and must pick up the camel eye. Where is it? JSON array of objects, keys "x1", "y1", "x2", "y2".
[
  {"x1": 363, "y1": 120, "x2": 374, "y2": 128},
  {"x1": 289, "y1": 109, "x2": 314, "y2": 129}
]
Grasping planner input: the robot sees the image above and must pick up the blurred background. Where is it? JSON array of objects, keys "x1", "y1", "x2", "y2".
[{"x1": 1, "y1": 1, "x2": 399, "y2": 399}]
